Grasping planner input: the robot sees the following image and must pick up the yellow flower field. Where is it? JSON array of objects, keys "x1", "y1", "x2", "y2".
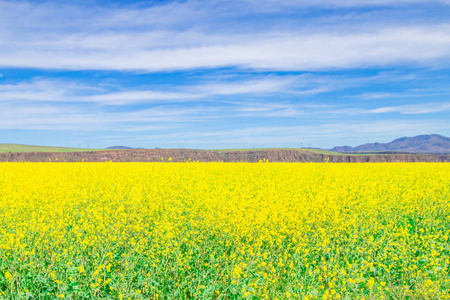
[{"x1": 0, "y1": 163, "x2": 449, "y2": 299}]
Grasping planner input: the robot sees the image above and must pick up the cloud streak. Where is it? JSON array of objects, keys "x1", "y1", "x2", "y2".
[
  {"x1": 2, "y1": 27, "x2": 450, "y2": 71},
  {"x1": 369, "y1": 103, "x2": 450, "y2": 114},
  {"x1": 128, "y1": 119, "x2": 450, "y2": 148},
  {"x1": 1, "y1": 1, "x2": 450, "y2": 71},
  {"x1": 0, "y1": 75, "x2": 331, "y2": 104}
]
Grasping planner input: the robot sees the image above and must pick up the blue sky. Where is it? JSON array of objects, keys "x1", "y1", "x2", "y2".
[{"x1": 1, "y1": 0, "x2": 450, "y2": 149}]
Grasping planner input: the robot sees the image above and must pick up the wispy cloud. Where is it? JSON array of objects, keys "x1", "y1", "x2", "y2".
[
  {"x1": 358, "y1": 90, "x2": 450, "y2": 100},
  {"x1": 2, "y1": 27, "x2": 450, "y2": 71},
  {"x1": 245, "y1": 0, "x2": 450, "y2": 9},
  {"x1": 369, "y1": 103, "x2": 450, "y2": 114},
  {"x1": 129, "y1": 119, "x2": 450, "y2": 148},
  {"x1": 0, "y1": 75, "x2": 332, "y2": 104},
  {"x1": 1, "y1": 1, "x2": 450, "y2": 71},
  {"x1": 0, "y1": 102, "x2": 214, "y2": 131}
]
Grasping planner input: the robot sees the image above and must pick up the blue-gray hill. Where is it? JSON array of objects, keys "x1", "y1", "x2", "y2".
[
  {"x1": 330, "y1": 134, "x2": 450, "y2": 154},
  {"x1": 106, "y1": 146, "x2": 134, "y2": 150}
]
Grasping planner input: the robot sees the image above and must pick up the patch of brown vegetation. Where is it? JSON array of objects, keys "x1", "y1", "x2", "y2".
[{"x1": 0, "y1": 149, "x2": 449, "y2": 163}]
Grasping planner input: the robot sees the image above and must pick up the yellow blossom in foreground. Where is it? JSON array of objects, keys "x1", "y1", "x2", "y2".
[{"x1": 0, "y1": 162, "x2": 449, "y2": 299}]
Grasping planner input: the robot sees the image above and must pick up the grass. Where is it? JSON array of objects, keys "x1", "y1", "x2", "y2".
[{"x1": 0, "y1": 144, "x2": 104, "y2": 153}]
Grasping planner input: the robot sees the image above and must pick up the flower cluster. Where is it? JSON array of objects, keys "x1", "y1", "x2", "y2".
[{"x1": 0, "y1": 163, "x2": 449, "y2": 299}]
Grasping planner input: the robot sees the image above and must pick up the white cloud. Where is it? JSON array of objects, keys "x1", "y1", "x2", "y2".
[
  {"x1": 245, "y1": 0, "x2": 450, "y2": 9},
  {"x1": 1, "y1": 1, "x2": 450, "y2": 71},
  {"x1": 0, "y1": 79, "x2": 104, "y2": 102},
  {"x1": 358, "y1": 90, "x2": 450, "y2": 100},
  {"x1": 358, "y1": 92, "x2": 400, "y2": 100},
  {"x1": 323, "y1": 102, "x2": 450, "y2": 115},
  {"x1": 129, "y1": 120, "x2": 450, "y2": 148},
  {"x1": 1, "y1": 95, "x2": 448, "y2": 148},
  {"x1": 2, "y1": 26, "x2": 450, "y2": 71},
  {"x1": 0, "y1": 75, "x2": 330, "y2": 104},
  {"x1": 369, "y1": 103, "x2": 450, "y2": 114},
  {"x1": 0, "y1": 103, "x2": 214, "y2": 131}
]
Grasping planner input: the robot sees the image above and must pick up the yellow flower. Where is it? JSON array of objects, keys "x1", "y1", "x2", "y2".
[{"x1": 4, "y1": 271, "x2": 12, "y2": 281}]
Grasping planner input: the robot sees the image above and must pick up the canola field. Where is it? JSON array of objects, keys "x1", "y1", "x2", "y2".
[{"x1": 0, "y1": 163, "x2": 449, "y2": 299}]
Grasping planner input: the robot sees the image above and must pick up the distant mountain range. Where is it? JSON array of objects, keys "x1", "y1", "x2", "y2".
[
  {"x1": 106, "y1": 135, "x2": 450, "y2": 153},
  {"x1": 330, "y1": 134, "x2": 450, "y2": 153}
]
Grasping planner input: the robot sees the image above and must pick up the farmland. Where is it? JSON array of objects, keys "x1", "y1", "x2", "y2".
[
  {"x1": 0, "y1": 148, "x2": 448, "y2": 163},
  {"x1": 0, "y1": 163, "x2": 449, "y2": 299}
]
